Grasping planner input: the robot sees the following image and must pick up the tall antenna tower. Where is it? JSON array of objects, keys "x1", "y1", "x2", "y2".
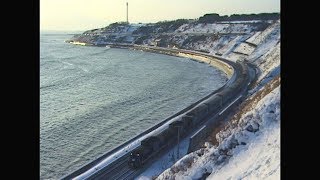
[{"x1": 126, "y1": 2, "x2": 129, "y2": 24}]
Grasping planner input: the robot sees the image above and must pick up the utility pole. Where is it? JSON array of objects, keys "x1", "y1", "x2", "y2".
[
  {"x1": 177, "y1": 126, "x2": 180, "y2": 159},
  {"x1": 126, "y1": 2, "x2": 129, "y2": 24},
  {"x1": 172, "y1": 121, "x2": 183, "y2": 160}
]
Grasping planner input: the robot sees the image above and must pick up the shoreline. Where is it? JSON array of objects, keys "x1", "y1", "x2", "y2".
[
  {"x1": 61, "y1": 42, "x2": 242, "y2": 180},
  {"x1": 66, "y1": 41, "x2": 234, "y2": 78}
]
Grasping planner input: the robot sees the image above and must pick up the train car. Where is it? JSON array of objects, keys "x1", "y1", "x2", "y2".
[
  {"x1": 156, "y1": 126, "x2": 177, "y2": 146},
  {"x1": 141, "y1": 136, "x2": 161, "y2": 152},
  {"x1": 128, "y1": 125, "x2": 177, "y2": 168},
  {"x1": 185, "y1": 104, "x2": 209, "y2": 126},
  {"x1": 180, "y1": 115, "x2": 193, "y2": 132},
  {"x1": 128, "y1": 144, "x2": 153, "y2": 168},
  {"x1": 202, "y1": 94, "x2": 223, "y2": 114},
  {"x1": 216, "y1": 87, "x2": 234, "y2": 105}
]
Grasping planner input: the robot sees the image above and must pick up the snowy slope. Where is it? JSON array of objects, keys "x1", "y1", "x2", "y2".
[
  {"x1": 175, "y1": 23, "x2": 254, "y2": 34},
  {"x1": 233, "y1": 42, "x2": 256, "y2": 55},
  {"x1": 156, "y1": 84, "x2": 280, "y2": 180},
  {"x1": 247, "y1": 20, "x2": 280, "y2": 62},
  {"x1": 216, "y1": 35, "x2": 249, "y2": 56},
  {"x1": 207, "y1": 118, "x2": 280, "y2": 179}
]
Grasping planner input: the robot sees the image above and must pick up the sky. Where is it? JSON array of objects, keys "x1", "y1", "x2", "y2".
[{"x1": 40, "y1": 0, "x2": 280, "y2": 31}]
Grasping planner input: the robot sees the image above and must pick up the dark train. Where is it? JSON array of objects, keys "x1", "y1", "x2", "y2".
[{"x1": 128, "y1": 50, "x2": 250, "y2": 168}]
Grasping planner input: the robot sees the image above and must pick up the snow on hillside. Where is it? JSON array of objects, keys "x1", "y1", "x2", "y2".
[
  {"x1": 223, "y1": 20, "x2": 280, "y2": 63},
  {"x1": 245, "y1": 31, "x2": 262, "y2": 45},
  {"x1": 255, "y1": 42, "x2": 280, "y2": 82},
  {"x1": 178, "y1": 20, "x2": 279, "y2": 62},
  {"x1": 217, "y1": 20, "x2": 270, "y2": 24},
  {"x1": 206, "y1": 36, "x2": 236, "y2": 53},
  {"x1": 246, "y1": 20, "x2": 280, "y2": 48},
  {"x1": 233, "y1": 42, "x2": 256, "y2": 55},
  {"x1": 248, "y1": 42, "x2": 280, "y2": 97},
  {"x1": 216, "y1": 35, "x2": 248, "y2": 56},
  {"x1": 176, "y1": 23, "x2": 254, "y2": 34},
  {"x1": 156, "y1": 84, "x2": 280, "y2": 180},
  {"x1": 207, "y1": 116, "x2": 280, "y2": 179}
]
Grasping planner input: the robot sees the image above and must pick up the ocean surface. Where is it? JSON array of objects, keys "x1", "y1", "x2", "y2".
[{"x1": 40, "y1": 32, "x2": 228, "y2": 179}]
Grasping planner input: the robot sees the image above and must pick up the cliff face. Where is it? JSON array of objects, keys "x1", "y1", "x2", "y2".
[{"x1": 67, "y1": 14, "x2": 279, "y2": 62}]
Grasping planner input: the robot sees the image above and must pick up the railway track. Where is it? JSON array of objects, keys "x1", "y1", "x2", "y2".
[{"x1": 61, "y1": 46, "x2": 253, "y2": 180}]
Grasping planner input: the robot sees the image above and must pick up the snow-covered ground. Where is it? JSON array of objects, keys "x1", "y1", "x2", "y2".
[
  {"x1": 207, "y1": 114, "x2": 280, "y2": 179},
  {"x1": 156, "y1": 83, "x2": 280, "y2": 180}
]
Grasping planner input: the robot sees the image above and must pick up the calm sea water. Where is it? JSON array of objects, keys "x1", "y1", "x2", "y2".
[{"x1": 40, "y1": 32, "x2": 228, "y2": 179}]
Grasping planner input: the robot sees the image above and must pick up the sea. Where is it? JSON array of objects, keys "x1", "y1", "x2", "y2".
[{"x1": 40, "y1": 32, "x2": 228, "y2": 179}]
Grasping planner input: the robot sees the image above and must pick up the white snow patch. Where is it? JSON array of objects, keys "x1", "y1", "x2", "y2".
[
  {"x1": 176, "y1": 23, "x2": 254, "y2": 34},
  {"x1": 245, "y1": 31, "x2": 262, "y2": 44},
  {"x1": 246, "y1": 21, "x2": 280, "y2": 47},
  {"x1": 208, "y1": 114, "x2": 280, "y2": 179},
  {"x1": 217, "y1": 35, "x2": 249, "y2": 56},
  {"x1": 255, "y1": 43, "x2": 280, "y2": 82},
  {"x1": 233, "y1": 43, "x2": 256, "y2": 55},
  {"x1": 156, "y1": 85, "x2": 280, "y2": 180}
]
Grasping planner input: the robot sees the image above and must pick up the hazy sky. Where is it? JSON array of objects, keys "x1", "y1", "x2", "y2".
[{"x1": 40, "y1": 0, "x2": 280, "y2": 31}]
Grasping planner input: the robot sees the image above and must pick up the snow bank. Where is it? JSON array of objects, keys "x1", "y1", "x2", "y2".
[
  {"x1": 207, "y1": 118, "x2": 280, "y2": 179},
  {"x1": 156, "y1": 84, "x2": 280, "y2": 180}
]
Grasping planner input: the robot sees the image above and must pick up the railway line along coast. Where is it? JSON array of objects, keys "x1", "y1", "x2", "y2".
[{"x1": 61, "y1": 44, "x2": 254, "y2": 180}]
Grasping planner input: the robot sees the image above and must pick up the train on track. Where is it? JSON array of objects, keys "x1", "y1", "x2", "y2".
[
  {"x1": 128, "y1": 56, "x2": 250, "y2": 168},
  {"x1": 61, "y1": 46, "x2": 252, "y2": 179}
]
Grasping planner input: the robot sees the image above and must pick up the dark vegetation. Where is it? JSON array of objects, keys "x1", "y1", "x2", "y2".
[
  {"x1": 182, "y1": 35, "x2": 208, "y2": 46},
  {"x1": 133, "y1": 19, "x2": 190, "y2": 34},
  {"x1": 74, "y1": 13, "x2": 279, "y2": 45},
  {"x1": 197, "y1": 13, "x2": 280, "y2": 24},
  {"x1": 134, "y1": 35, "x2": 151, "y2": 44}
]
